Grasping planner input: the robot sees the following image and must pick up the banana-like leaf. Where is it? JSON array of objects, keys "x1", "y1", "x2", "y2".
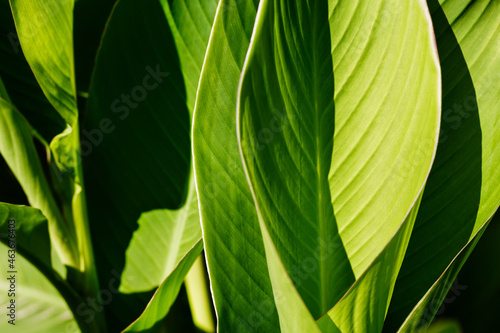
[
  {"x1": 82, "y1": 0, "x2": 215, "y2": 328},
  {"x1": 237, "y1": 1, "x2": 439, "y2": 331},
  {"x1": 0, "y1": 0, "x2": 65, "y2": 143},
  {"x1": 386, "y1": 1, "x2": 500, "y2": 329},
  {"x1": 192, "y1": 0, "x2": 281, "y2": 331},
  {"x1": 123, "y1": 240, "x2": 203, "y2": 332},
  {"x1": 120, "y1": 174, "x2": 201, "y2": 293},
  {"x1": 9, "y1": 0, "x2": 78, "y2": 124},
  {"x1": 237, "y1": 0, "x2": 353, "y2": 318}
]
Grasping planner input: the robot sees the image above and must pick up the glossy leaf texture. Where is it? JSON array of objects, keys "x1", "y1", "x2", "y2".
[
  {"x1": 192, "y1": 0, "x2": 281, "y2": 331},
  {"x1": 385, "y1": 1, "x2": 500, "y2": 330},
  {"x1": 237, "y1": 0, "x2": 440, "y2": 331},
  {"x1": 82, "y1": 0, "x2": 215, "y2": 329}
]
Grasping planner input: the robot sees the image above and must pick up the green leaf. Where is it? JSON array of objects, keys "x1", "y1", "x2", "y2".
[
  {"x1": 0, "y1": 87, "x2": 79, "y2": 269},
  {"x1": 0, "y1": 243, "x2": 79, "y2": 333},
  {"x1": 386, "y1": 1, "x2": 500, "y2": 329},
  {"x1": 9, "y1": 0, "x2": 78, "y2": 124},
  {"x1": 237, "y1": 0, "x2": 353, "y2": 318},
  {"x1": 82, "y1": 0, "x2": 215, "y2": 328},
  {"x1": 192, "y1": 0, "x2": 281, "y2": 331},
  {"x1": 237, "y1": 1, "x2": 439, "y2": 330},
  {"x1": 159, "y1": 0, "x2": 219, "y2": 112},
  {"x1": 258, "y1": 211, "x2": 322, "y2": 333},
  {"x1": 0, "y1": 203, "x2": 51, "y2": 269},
  {"x1": 123, "y1": 240, "x2": 203, "y2": 333},
  {"x1": 0, "y1": 0, "x2": 65, "y2": 143},
  {"x1": 0, "y1": 204, "x2": 99, "y2": 333},
  {"x1": 317, "y1": 194, "x2": 422, "y2": 332},
  {"x1": 120, "y1": 174, "x2": 201, "y2": 293}
]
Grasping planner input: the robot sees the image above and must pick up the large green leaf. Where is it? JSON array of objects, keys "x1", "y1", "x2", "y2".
[
  {"x1": 82, "y1": 0, "x2": 215, "y2": 329},
  {"x1": 237, "y1": 0, "x2": 354, "y2": 318},
  {"x1": 123, "y1": 240, "x2": 203, "y2": 332},
  {"x1": 192, "y1": 0, "x2": 280, "y2": 331},
  {"x1": 0, "y1": 0, "x2": 65, "y2": 143},
  {"x1": 237, "y1": 0, "x2": 439, "y2": 331},
  {"x1": 386, "y1": 1, "x2": 500, "y2": 329},
  {"x1": 9, "y1": 0, "x2": 78, "y2": 124}
]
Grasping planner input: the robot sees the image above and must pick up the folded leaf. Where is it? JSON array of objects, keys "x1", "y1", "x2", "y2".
[
  {"x1": 386, "y1": 1, "x2": 500, "y2": 329},
  {"x1": 238, "y1": 0, "x2": 440, "y2": 331},
  {"x1": 192, "y1": 0, "x2": 280, "y2": 331}
]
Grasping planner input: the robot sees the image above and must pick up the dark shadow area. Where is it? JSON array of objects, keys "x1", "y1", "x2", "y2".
[
  {"x1": 436, "y1": 210, "x2": 500, "y2": 333},
  {"x1": 0, "y1": 154, "x2": 28, "y2": 205},
  {"x1": 81, "y1": 0, "x2": 190, "y2": 330},
  {"x1": 384, "y1": 0, "x2": 482, "y2": 331},
  {"x1": 74, "y1": 0, "x2": 118, "y2": 96}
]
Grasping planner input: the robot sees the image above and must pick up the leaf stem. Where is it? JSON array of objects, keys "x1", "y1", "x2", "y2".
[{"x1": 184, "y1": 253, "x2": 215, "y2": 332}]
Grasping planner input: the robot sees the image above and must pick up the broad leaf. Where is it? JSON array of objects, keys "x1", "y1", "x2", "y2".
[
  {"x1": 386, "y1": 1, "x2": 500, "y2": 329},
  {"x1": 192, "y1": 0, "x2": 280, "y2": 331},
  {"x1": 238, "y1": 1, "x2": 439, "y2": 331},
  {"x1": 0, "y1": 0, "x2": 65, "y2": 143},
  {"x1": 82, "y1": 0, "x2": 215, "y2": 328},
  {"x1": 9, "y1": 0, "x2": 78, "y2": 124}
]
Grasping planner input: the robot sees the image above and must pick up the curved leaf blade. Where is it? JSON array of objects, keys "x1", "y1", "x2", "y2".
[
  {"x1": 386, "y1": 1, "x2": 500, "y2": 329},
  {"x1": 192, "y1": 0, "x2": 280, "y2": 331}
]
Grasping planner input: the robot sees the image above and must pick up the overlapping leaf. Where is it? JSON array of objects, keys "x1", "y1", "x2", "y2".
[
  {"x1": 386, "y1": 1, "x2": 500, "y2": 330},
  {"x1": 82, "y1": 0, "x2": 216, "y2": 329},
  {"x1": 237, "y1": 1, "x2": 440, "y2": 332},
  {"x1": 192, "y1": 0, "x2": 281, "y2": 331}
]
